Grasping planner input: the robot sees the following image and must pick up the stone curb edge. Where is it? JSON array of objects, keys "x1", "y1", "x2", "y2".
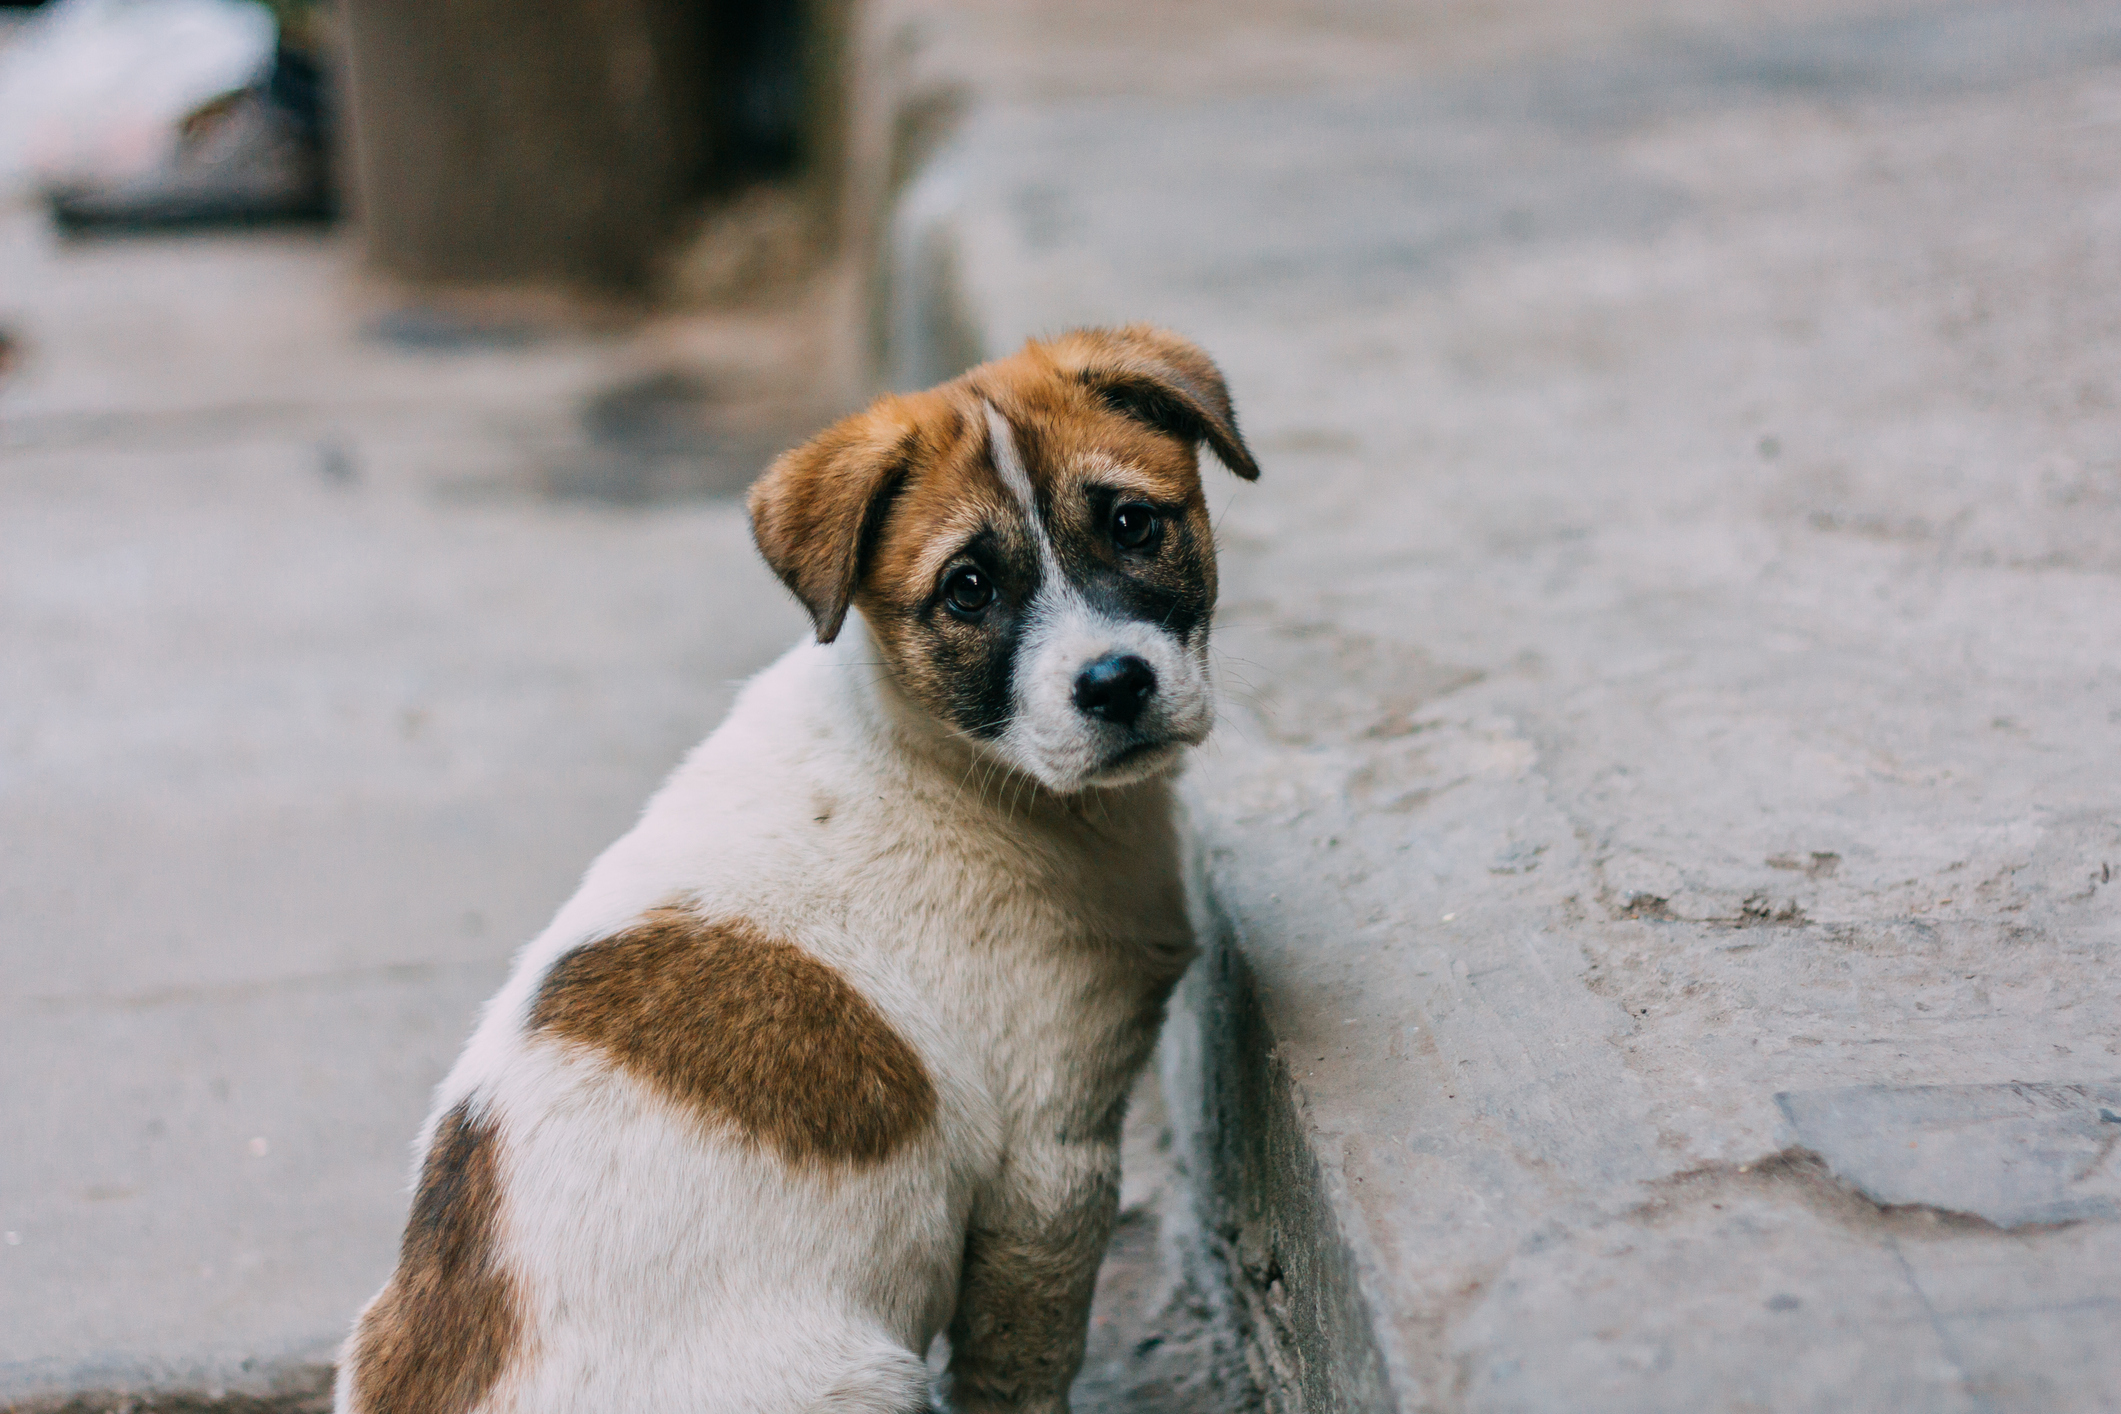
[{"x1": 877, "y1": 98, "x2": 1405, "y2": 1414}]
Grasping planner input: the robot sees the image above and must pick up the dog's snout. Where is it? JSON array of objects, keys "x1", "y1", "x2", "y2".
[{"x1": 1072, "y1": 653, "x2": 1157, "y2": 726}]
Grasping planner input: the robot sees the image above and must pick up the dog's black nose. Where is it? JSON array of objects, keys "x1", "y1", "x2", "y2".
[{"x1": 1073, "y1": 653, "x2": 1157, "y2": 726}]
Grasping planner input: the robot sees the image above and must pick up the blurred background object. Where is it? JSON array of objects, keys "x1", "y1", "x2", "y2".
[
  {"x1": 0, "y1": 0, "x2": 275, "y2": 201},
  {"x1": 0, "y1": 0, "x2": 854, "y2": 297},
  {"x1": 340, "y1": 0, "x2": 843, "y2": 293}
]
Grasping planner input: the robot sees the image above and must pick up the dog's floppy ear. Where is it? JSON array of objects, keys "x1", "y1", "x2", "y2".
[
  {"x1": 1051, "y1": 324, "x2": 1260, "y2": 481},
  {"x1": 748, "y1": 399, "x2": 921, "y2": 643}
]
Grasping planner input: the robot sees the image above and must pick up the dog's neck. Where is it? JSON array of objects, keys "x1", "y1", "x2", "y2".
[{"x1": 822, "y1": 614, "x2": 1177, "y2": 826}]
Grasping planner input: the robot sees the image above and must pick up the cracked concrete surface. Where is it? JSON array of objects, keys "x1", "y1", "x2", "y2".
[{"x1": 883, "y1": 0, "x2": 2121, "y2": 1405}]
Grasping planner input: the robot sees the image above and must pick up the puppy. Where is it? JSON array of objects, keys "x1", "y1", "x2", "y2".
[{"x1": 335, "y1": 325, "x2": 1259, "y2": 1414}]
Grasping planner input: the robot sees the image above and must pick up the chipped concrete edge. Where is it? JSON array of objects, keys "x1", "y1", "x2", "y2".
[
  {"x1": 0, "y1": 1354, "x2": 335, "y2": 1414},
  {"x1": 1176, "y1": 868, "x2": 1404, "y2": 1414}
]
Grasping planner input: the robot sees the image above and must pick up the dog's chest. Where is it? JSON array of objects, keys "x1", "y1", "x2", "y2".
[
  {"x1": 822, "y1": 782, "x2": 1192, "y2": 1124},
  {"x1": 573, "y1": 655, "x2": 1196, "y2": 1136}
]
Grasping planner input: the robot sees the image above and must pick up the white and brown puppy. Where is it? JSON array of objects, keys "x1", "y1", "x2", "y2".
[{"x1": 336, "y1": 325, "x2": 1259, "y2": 1414}]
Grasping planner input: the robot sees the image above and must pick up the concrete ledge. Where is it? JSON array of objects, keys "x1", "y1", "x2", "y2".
[
  {"x1": 1180, "y1": 907, "x2": 1395, "y2": 1414},
  {"x1": 879, "y1": 2, "x2": 2121, "y2": 1407},
  {"x1": 880, "y1": 88, "x2": 1415, "y2": 1414},
  {"x1": 5, "y1": 1365, "x2": 332, "y2": 1414}
]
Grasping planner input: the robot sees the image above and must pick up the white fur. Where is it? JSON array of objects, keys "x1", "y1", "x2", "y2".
[
  {"x1": 340, "y1": 619, "x2": 1197, "y2": 1414},
  {"x1": 983, "y1": 404, "x2": 1215, "y2": 793}
]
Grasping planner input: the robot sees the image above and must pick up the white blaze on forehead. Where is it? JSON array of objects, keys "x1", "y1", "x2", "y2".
[
  {"x1": 986, "y1": 402, "x2": 1076, "y2": 622},
  {"x1": 963, "y1": 406, "x2": 1219, "y2": 791},
  {"x1": 984, "y1": 403, "x2": 1052, "y2": 556},
  {"x1": 979, "y1": 400, "x2": 1213, "y2": 790}
]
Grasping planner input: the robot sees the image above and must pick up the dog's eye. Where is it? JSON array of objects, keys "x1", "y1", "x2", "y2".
[
  {"x1": 1112, "y1": 503, "x2": 1160, "y2": 551},
  {"x1": 942, "y1": 566, "x2": 994, "y2": 617}
]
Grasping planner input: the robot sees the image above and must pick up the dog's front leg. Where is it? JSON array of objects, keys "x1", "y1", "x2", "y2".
[{"x1": 943, "y1": 1136, "x2": 1120, "y2": 1414}]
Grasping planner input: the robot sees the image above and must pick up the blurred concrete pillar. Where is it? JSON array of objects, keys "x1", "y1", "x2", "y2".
[{"x1": 341, "y1": 0, "x2": 806, "y2": 291}]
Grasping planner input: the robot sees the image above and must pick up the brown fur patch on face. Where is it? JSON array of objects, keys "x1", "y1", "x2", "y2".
[
  {"x1": 748, "y1": 390, "x2": 964, "y2": 642},
  {"x1": 976, "y1": 355, "x2": 1222, "y2": 642},
  {"x1": 529, "y1": 909, "x2": 937, "y2": 1166},
  {"x1": 852, "y1": 331, "x2": 1248, "y2": 738},
  {"x1": 345, "y1": 1101, "x2": 521, "y2": 1414},
  {"x1": 746, "y1": 325, "x2": 1255, "y2": 748},
  {"x1": 1040, "y1": 323, "x2": 1260, "y2": 482},
  {"x1": 856, "y1": 397, "x2": 1033, "y2": 739}
]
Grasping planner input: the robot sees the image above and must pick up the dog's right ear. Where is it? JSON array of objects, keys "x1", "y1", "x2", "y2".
[
  {"x1": 1048, "y1": 324, "x2": 1261, "y2": 482},
  {"x1": 748, "y1": 399, "x2": 920, "y2": 643}
]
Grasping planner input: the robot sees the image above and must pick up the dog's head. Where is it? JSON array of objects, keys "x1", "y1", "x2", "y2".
[{"x1": 749, "y1": 325, "x2": 1258, "y2": 793}]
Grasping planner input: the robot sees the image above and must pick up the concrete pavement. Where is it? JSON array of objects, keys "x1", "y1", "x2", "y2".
[
  {"x1": 0, "y1": 216, "x2": 823, "y2": 1404},
  {"x1": 880, "y1": 0, "x2": 2121, "y2": 1407}
]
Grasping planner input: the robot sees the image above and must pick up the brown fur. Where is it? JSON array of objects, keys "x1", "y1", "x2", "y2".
[
  {"x1": 1040, "y1": 323, "x2": 1260, "y2": 483},
  {"x1": 747, "y1": 325, "x2": 1253, "y2": 647},
  {"x1": 528, "y1": 909, "x2": 937, "y2": 1165},
  {"x1": 748, "y1": 395, "x2": 939, "y2": 643},
  {"x1": 746, "y1": 326, "x2": 1254, "y2": 739},
  {"x1": 345, "y1": 1102, "x2": 523, "y2": 1414}
]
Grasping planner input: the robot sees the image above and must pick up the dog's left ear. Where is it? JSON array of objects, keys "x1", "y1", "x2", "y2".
[
  {"x1": 1050, "y1": 324, "x2": 1261, "y2": 481},
  {"x1": 749, "y1": 398, "x2": 923, "y2": 643}
]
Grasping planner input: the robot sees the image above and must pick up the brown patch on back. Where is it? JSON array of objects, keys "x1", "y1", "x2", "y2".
[
  {"x1": 345, "y1": 1101, "x2": 521, "y2": 1414},
  {"x1": 529, "y1": 909, "x2": 937, "y2": 1165}
]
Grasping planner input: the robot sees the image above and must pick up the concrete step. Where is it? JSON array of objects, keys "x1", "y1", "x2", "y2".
[{"x1": 876, "y1": 0, "x2": 2121, "y2": 1407}]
